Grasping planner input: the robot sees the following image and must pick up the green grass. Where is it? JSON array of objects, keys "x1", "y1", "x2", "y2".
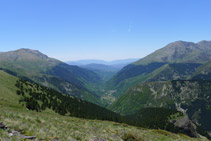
[
  {"x1": 1, "y1": 107, "x2": 208, "y2": 141},
  {"x1": 0, "y1": 70, "x2": 20, "y2": 108}
]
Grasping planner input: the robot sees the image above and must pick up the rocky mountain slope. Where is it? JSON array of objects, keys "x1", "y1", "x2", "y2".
[{"x1": 109, "y1": 80, "x2": 211, "y2": 136}]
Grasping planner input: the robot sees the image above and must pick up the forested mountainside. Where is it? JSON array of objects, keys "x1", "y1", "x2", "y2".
[
  {"x1": 0, "y1": 49, "x2": 102, "y2": 104},
  {"x1": 15, "y1": 78, "x2": 119, "y2": 120}
]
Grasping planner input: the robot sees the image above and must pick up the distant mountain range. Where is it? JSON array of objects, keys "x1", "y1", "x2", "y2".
[
  {"x1": 66, "y1": 58, "x2": 139, "y2": 66},
  {"x1": 80, "y1": 64, "x2": 122, "y2": 81},
  {"x1": 67, "y1": 58, "x2": 139, "y2": 81}
]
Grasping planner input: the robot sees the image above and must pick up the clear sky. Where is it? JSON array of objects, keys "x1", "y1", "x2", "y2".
[{"x1": 0, "y1": 0, "x2": 211, "y2": 61}]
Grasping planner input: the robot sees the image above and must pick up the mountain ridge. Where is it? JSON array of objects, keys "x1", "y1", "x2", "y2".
[
  {"x1": 134, "y1": 40, "x2": 211, "y2": 65},
  {"x1": 67, "y1": 58, "x2": 139, "y2": 66}
]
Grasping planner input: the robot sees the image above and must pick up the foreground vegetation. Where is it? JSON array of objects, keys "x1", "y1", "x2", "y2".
[{"x1": 1, "y1": 107, "x2": 209, "y2": 141}]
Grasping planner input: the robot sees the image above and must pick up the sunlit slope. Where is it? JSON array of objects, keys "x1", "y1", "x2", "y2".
[{"x1": 0, "y1": 70, "x2": 20, "y2": 108}]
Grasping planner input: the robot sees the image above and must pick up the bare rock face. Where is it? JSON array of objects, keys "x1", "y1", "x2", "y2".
[
  {"x1": 8, "y1": 130, "x2": 36, "y2": 139},
  {"x1": 171, "y1": 115, "x2": 200, "y2": 138}
]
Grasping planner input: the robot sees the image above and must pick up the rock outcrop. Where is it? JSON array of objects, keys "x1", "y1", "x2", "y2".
[
  {"x1": 0, "y1": 121, "x2": 36, "y2": 139},
  {"x1": 171, "y1": 115, "x2": 200, "y2": 138}
]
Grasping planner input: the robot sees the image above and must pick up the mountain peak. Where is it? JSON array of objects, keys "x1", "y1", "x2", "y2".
[
  {"x1": 197, "y1": 40, "x2": 211, "y2": 50},
  {"x1": 197, "y1": 40, "x2": 211, "y2": 44},
  {"x1": 166, "y1": 41, "x2": 196, "y2": 48},
  {"x1": 14, "y1": 48, "x2": 48, "y2": 59},
  {"x1": 134, "y1": 40, "x2": 211, "y2": 65}
]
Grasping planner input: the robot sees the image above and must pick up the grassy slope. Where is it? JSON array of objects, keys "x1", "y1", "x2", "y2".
[
  {"x1": 0, "y1": 70, "x2": 19, "y2": 108},
  {"x1": 0, "y1": 70, "x2": 207, "y2": 140}
]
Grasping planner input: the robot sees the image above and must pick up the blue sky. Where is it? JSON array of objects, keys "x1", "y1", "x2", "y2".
[{"x1": 0, "y1": 0, "x2": 211, "y2": 61}]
